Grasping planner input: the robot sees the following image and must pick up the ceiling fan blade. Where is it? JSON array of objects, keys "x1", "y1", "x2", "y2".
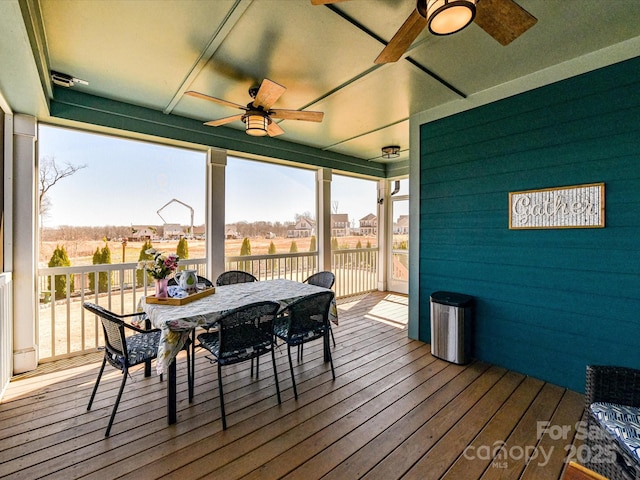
[
  {"x1": 474, "y1": 0, "x2": 537, "y2": 46},
  {"x1": 267, "y1": 121, "x2": 285, "y2": 137},
  {"x1": 185, "y1": 91, "x2": 247, "y2": 111},
  {"x1": 375, "y1": 9, "x2": 427, "y2": 64},
  {"x1": 252, "y1": 79, "x2": 287, "y2": 110},
  {"x1": 203, "y1": 114, "x2": 244, "y2": 127},
  {"x1": 270, "y1": 109, "x2": 324, "y2": 122},
  {"x1": 311, "y1": 0, "x2": 349, "y2": 4}
]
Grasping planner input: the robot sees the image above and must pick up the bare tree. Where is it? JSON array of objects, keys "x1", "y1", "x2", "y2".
[
  {"x1": 294, "y1": 211, "x2": 314, "y2": 222},
  {"x1": 39, "y1": 155, "x2": 87, "y2": 218},
  {"x1": 332, "y1": 201, "x2": 339, "y2": 214}
]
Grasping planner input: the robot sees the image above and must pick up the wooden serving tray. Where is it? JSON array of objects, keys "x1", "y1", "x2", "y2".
[{"x1": 145, "y1": 287, "x2": 215, "y2": 305}]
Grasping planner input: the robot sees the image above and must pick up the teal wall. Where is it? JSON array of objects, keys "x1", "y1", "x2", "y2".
[{"x1": 418, "y1": 56, "x2": 640, "y2": 392}]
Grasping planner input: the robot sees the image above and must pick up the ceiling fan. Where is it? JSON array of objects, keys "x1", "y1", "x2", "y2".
[
  {"x1": 312, "y1": 0, "x2": 537, "y2": 64},
  {"x1": 185, "y1": 78, "x2": 324, "y2": 137}
]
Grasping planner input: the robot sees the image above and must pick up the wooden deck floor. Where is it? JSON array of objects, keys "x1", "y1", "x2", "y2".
[{"x1": 0, "y1": 292, "x2": 585, "y2": 480}]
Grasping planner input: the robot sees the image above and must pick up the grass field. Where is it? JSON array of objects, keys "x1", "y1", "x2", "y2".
[{"x1": 40, "y1": 235, "x2": 379, "y2": 267}]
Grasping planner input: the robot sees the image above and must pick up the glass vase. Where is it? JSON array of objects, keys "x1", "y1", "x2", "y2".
[{"x1": 155, "y1": 278, "x2": 169, "y2": 298}]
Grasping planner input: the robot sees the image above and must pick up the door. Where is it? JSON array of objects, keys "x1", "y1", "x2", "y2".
[{"x1": 387, "y1": 180, "x2": 409, "y2": 294}]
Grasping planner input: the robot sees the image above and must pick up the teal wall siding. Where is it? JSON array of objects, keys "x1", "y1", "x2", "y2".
[{"x1": 419, "y1": 57, "x2": 640, "y2": 392}]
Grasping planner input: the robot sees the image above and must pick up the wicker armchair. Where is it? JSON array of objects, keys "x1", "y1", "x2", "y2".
[
  {"x1": 562, "y1": 461, "x2": 608, "y2": 480},
  {"x1": 216, "y1": 270, "x2": 258, "y2": 286},
  {"x1": 584, "y1": 365, "x2": 640, "y2": 480}
]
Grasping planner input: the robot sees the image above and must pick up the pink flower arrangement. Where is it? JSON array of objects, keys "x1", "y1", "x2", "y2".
[{"x1": 137, "y1": 248, "x2": 180, "y2": 279}]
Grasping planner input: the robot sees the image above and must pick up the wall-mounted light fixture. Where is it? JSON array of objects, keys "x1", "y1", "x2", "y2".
[
  {"x1": 378, "y1": 180, "x2": 401, "y2": 204},
  {"x1": 420, "y1": 0, "x2": 477, "y2": 36},
  {"x1": 381, "y1": 145, "x2": 401, "y2": 159}
]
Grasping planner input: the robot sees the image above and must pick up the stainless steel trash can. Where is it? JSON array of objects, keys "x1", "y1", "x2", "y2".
[{"x1": 430, "y1": 291, "x2": 473, "y2": 365}]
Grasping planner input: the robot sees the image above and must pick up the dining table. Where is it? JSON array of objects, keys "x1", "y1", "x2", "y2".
[{"x1": 140, "y1": 278, "x2": 337, "y2": 424}]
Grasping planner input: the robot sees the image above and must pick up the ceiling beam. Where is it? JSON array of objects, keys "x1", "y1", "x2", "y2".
[
  {"x1": 18, "y1": 0, "x2": 53, "y2": 102},
  {"x1": 325, "y1": 3, "x2": 465, "y2": 98},
  {"x1": 50, "y1": 87, "x2": 387, "y2": 178},
  {"x1": 0, "y1": 0, "x2": 49, "y2": 117},
  {"x1": 163, "y1": 0, "x2": 253, "y2": 115},
  {"x1": 404, "y1": 57, "x2": 466, "y2": 98}
]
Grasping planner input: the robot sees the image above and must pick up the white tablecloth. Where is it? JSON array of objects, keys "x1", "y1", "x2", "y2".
[{"x1": 140, "y1": 278, "x2": 337, "y2": 374}]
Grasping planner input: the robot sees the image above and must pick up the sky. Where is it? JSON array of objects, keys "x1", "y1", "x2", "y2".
[{"x1": 38, "y1": 125, "x2": 389, "y2": 228}]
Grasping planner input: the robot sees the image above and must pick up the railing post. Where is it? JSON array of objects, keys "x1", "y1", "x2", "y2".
[{"x1": 0, "y1": 274, "x2": 14, "y2": 397}]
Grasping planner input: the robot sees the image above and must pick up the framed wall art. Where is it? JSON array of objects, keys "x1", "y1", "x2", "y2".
[{"x1": 509, "y1": 183, "x2": 605, "y2": 229}]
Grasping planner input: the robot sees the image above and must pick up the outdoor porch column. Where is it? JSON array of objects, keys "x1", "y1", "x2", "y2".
[
  {"x1": 12, "y1": 114, "x2": 38, "y2": 373},
  {"x1": 376, "y1": 179, "x2": 389, "y2": 292},
  {"x1": 206, "y1": 148, "x2": 226, "y2": 282},
  {"x1": 316, "y1": 168, "x2": 331, "y2": 272}
]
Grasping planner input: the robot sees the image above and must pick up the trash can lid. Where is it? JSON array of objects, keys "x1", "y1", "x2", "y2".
[{"x1": 430, "y1": 291, "x2": 474, "y2": 307}]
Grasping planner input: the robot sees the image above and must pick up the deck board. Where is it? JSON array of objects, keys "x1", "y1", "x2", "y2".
[
  {"x1": 404, "y1": 370, "x2": 527, "y2": 480},
  {"x1": 0, "y1": 291, "x2": 584, "y2": 480}
]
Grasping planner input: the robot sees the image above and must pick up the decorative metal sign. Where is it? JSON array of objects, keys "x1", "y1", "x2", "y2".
[{"x1": 509, "y1": 183, "x2": 605, "y2": 229}]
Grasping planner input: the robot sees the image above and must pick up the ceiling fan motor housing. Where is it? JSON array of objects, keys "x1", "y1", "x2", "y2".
[{"x1": 248, "y1": 86, "x2": 260, "y2": 98}]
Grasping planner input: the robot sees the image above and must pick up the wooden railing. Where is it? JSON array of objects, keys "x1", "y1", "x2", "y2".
[
  {"x1": 226, "y1": 248, "x2": 378, "y2": 297},
  {"x1": 225, "y1": 252, "x2": 318, "y2": 283},
  {"x1": 37, "y1": 259, "x2": 206, "y2": 360},
  {"x1": 0, "y1": 273, "x2": 13, "y2": 399},
  {"x1": 36, "y1": 248, "x2": 378, "y2": 361},
  {"x1": 332, "y1": 248, "x2": 378, "y2": 297}
]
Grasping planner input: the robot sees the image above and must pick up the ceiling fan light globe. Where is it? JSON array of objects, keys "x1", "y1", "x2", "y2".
[
  {"x1": 244, "y1": 113, "x2": 269, "y2": 137},
  {"x1": 426, "y1": 0, "x2": 476, "y2": 36}
]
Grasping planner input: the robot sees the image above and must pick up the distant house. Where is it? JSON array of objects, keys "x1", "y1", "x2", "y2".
[
  {"x1": 192, "y1": 225, "x2": 206, "y2": 239},
  {"x1": 130, "y1": 226, "x2": 158, "y2": 241},
  {"x1": 225, "y1": 227, "x2": 239, "y2": 239},
  {"x1": 287, "y1": 217, "x2": 315, "y2": 238},
  {"x1": 394, "y1": 215, "x2": 409, "y2": 234},
  {"x1": 331, "y1": 214, "x2": 350, "y2": 237},
  {"x1": 163, "y1": 223, "x2": 183, "y2": 239},
  {"x1": 359, "y1": 213, "x2": 377, "y2": 236}
]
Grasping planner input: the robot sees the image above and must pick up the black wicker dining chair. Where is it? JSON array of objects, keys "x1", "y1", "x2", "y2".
[
  {"x1": 167, "y1": 274, "x2": 214, "y2": 288},
  {"x1": 216, "y1": 270, "x2": 258, "y2": 286},
  {"x1": 304, "y1": 271, "x2": 335, "y2": 289},
  {"x1": 304, "y1": 271, "x2": 336, "y2": 347},
  {"x1": 83, "y1": 302, "x2": 191, "y2": 436},
  {"x1": 197, "y1": 301, "x2": 281, "y2": 430},
  {"x1": 274, "y1": 290, "x2": 336, "y2": 400}
]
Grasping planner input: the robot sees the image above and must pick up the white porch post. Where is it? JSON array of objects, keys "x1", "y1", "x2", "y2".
[
  {"x1": 12, "y1": 114, "x2": 38, "y2": 373},
  {"x1": 316, "y1": 168, "x2": 331, "y2": 272},
  {"x1": 206, "y1": 148, "x2": 226, "y2": 283},
  {"x1": 377, "y1": 179, "x2": 389, "y2": 292}
]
